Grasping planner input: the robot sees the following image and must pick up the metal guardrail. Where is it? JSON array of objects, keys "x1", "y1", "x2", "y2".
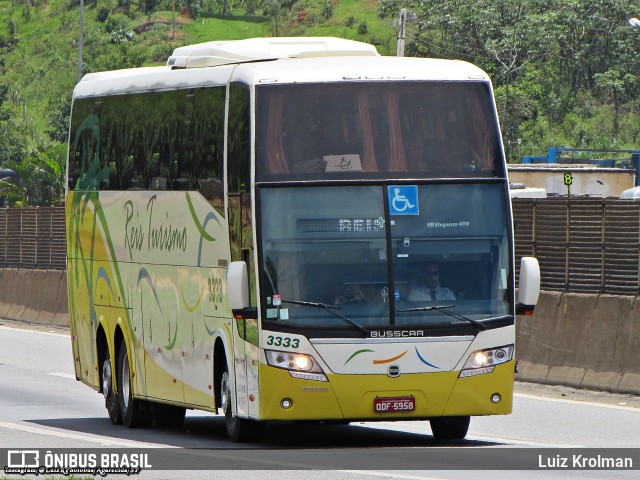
[
  {"x1": 0, "y1": 207, "x2": 66, "y2": 270},
  {"x1": 2, "y1": 201, "x2": 640, "y2": 295}
]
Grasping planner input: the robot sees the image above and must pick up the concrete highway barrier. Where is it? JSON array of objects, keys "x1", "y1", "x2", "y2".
[
  {"x1": 0, "y1": 268, "x2": 68, "y2": 327},
  {"x1": 516, "y1": 291, "x2": 640, "y2": 395},
  {"x1": 1, "y1": 267, "x2": 638, "y2": 395}
]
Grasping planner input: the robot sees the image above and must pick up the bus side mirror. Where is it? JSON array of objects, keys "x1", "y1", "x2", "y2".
[
  {"x1": 228, "y1": 261, "x2": 256, "y2": 319},
  {"x1": 516, "y1": 257, "x2": 540, "y2": 316}
]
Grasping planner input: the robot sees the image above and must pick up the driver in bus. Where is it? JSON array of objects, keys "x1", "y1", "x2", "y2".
[{"x1": 408, "y1": 262, "x2": 456, "y2": 301}]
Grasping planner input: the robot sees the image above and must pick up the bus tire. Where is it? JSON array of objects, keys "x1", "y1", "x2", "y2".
[
  {"x1": 102, "y1": 356, "x2": 122, "y2": 425},
  {"x1": 153, "y1": 404, "x2": 186, "y2": 429},
  {"x1": 429, "y1": 416, "x2": 470, "y2": 440},
  {"x1": 117, "y1": 338, "x2": 153, "y2": 428},
  {"x1": 220, "y1": 364, "x2": 263, "y2": 442}
]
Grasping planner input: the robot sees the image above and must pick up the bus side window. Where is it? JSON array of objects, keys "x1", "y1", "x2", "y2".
[
  {"x1": 195, "y1": 87, "x2": 225, "y2": 217},
  {"x1": 228, "y1": 83, "x2": 256, "y2": 307},
  {"x1": 228, "y1": 83, "x2": 250, "y2": 194}
]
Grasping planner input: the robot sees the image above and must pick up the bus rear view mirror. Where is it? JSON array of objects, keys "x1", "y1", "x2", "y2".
[
  {"x1": 516, "y1": 257, "x2": 540, "y2": 316},
  {"x1": 228, "y1": 261, "x2": 250, "y2": 311}
]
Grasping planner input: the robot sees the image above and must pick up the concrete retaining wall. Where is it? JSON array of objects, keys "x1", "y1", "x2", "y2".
[
  {"x1": 0, "y1": 268, "x2": 68, "y2": 327},
  {"x1": 1, "y1": 268, "x2": 639, "y2": 394},
  {"x1": 516, "y1": 291, "x2": 640, "y2": 395}
]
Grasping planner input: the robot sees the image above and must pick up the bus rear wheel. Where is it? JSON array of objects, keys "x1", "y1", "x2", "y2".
[
  {"x1": 102, "y1": 356, "x2": 122, "y2": 425},
  {"x1": 220, "y1": 366, "x2": 263, "y2": 442},
  {"x1": 429, "y1": 416, "x2": 470, "y2": 440},
  {"x1": 117, "y1": 339, "x2": 153, "y2": 428}
]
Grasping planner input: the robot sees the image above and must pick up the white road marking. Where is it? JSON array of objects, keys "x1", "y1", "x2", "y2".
[
  {"x1": 514, "y1": 392, "x2": 640, "y2": 412},
  {"x1": 46, "y1": 372, "x2": 76, "y2": 379},
  {"x1": 0, "y1": 325, "x2": 68, "y2": 338},
  {"x1": 0, "y1": 421, "x2": 171, "y2": 448}
]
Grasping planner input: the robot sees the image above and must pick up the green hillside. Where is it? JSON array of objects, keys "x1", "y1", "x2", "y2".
[
  {"x1": 0, "y1": 0, "x2": 393, "y2": 145},
  {"x1": 2, "y1": 0, "x2": 640, "y2": 206},
  {"x1": 0, "y1": 0, "x2": 394, "y2": 205}
]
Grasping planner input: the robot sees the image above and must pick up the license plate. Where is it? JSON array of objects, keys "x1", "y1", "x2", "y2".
[{"x1": 373, "y1": 396, "x2": 415, "y2": 413}]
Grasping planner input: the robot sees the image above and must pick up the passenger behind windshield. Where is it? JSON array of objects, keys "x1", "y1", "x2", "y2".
[
  {"x1": 334, "y1": 284, "x2": 366, "y2": 305},
  {"x1": 407, "y1": 262, "x2": 456, "y2": 302}
]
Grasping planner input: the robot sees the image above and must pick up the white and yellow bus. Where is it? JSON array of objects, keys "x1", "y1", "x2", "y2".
[{"x1": 66, "y1": 37, "x2": 540, "y2": 442}]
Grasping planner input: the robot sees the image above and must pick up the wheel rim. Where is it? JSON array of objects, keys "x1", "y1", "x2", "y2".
[
  {"x1": 102, "y1": 359, "x2": 112, "y2": 399},
  {"x1": 120, "y1": 351, "x2": 130, "y2": 410},
  {"x1": 220, "y1": 371, "x2": 230, "y2": 412}
]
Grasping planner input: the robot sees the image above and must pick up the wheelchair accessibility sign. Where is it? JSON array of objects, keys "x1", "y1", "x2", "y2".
[{"x1": 388, "y1": 185, "x2": 419, "y2": 215}]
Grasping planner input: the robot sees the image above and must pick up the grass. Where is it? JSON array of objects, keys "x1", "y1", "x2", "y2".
[
  {"x1": 290, "y1": 0, "x2": 396, "y2": 55},
  {"x1": 182, "y1": 13, "x2": 274, "y2": 43}
]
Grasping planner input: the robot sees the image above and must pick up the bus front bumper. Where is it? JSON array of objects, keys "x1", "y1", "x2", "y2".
[{"x1": 258, "y1": 360, "x2": 515, "y2": 421}]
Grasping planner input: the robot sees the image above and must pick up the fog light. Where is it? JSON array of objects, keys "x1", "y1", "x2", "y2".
[
  {"x1": 281, "y1": 398, "x2": 293, "y2": 409},
  {"x1": 490, "y1": 393, "x2": 502, "y2": 404}
]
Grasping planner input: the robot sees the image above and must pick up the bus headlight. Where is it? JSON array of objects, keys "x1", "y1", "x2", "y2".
[
  {"x1": 459, "y1": 345, "x2": 514, "y2": 378},
  {"x1": 265, "y1": 350, "x2": 328, "y2": 381}
]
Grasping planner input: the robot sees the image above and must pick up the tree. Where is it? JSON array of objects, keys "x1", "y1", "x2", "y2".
[
  {"x1": 0, "y1": 108, "x2": 26, "y2": 167},
  {"x1": 378, "y1": 0, "x2": 640, "y2": 157},
  {"x1": 593, "y1": 69, "x2": 637, "y2": 141},
  {"x1": 47, "y1": 95, "x2": 72, "y2": 143},
  {"x1": 2, "y1": 145, "x2": 66, "y2": 206}
]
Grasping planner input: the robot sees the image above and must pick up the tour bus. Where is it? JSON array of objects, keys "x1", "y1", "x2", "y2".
[{"x1": 66, "y1": 37, "x2": 540, "y2": 442}]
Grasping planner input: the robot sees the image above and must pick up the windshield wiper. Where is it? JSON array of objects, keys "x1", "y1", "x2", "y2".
[
  {"x1": 399, "y1": 304, "x2": 488, "y2": 331},
  {"x1": 283, "y1": 299, "x2": 370, "y2": 335}
]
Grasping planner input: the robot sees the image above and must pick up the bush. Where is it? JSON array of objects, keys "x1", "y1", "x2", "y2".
[
  {"x1": 104, "y1": 13, "x2": 130, "y2": 34},
  {"x1": 96, "y1": 7, "x2": 110, "y2": 23},
  {"x1": 320, "y1": 1, "x2": 333, "y2": 20},
  {"x1": 358, "y1": 20, "x2": 368, "y2": 35},
  {"x1": 21, "y1": 5, "x2": 31, "y2": 22},
  {"x1": 104, "y1": 13, "x2": 133, "y2": 43},
  {"x1": 149, "y1": 42, "x2": 174, "y2": 62}
]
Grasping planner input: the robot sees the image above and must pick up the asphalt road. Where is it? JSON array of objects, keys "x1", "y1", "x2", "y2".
[{"x1": 1, "y1": 319, "x2": 639, "y2": 479}]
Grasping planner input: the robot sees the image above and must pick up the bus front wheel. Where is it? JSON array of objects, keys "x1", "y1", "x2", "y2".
[
  {"x1": 117, "y1": 339, "x2": 153, "y2": 428},
  {"x1": 429, "y1": 416, "x2": 470, "y2": 440},
  {"x1": 220, "y1": 365, "x2": 263, "y2": 442}
]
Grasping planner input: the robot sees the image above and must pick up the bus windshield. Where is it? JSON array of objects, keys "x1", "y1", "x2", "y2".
[
  {"x1": 255, "y1": 82, "x2": 504, "y2": 180},
  {"x1": 259, "y1": 183, "x2": 511, "y2": 332}
]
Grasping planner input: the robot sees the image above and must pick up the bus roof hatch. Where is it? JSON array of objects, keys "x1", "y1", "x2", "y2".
[{"x1": 167, "y1": 37, "x2": 379, "y2": 69}]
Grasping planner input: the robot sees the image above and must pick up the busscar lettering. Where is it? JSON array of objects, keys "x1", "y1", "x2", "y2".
[
  {"x1": 123, "y1": 196, "x2": 187, "y2": 260},
  {"x1": 370, "y1": 330, "x2": 425, "y2": 338},
  {"x1": 301, "y1": 386, "x2": 329, "y2": 392}
]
